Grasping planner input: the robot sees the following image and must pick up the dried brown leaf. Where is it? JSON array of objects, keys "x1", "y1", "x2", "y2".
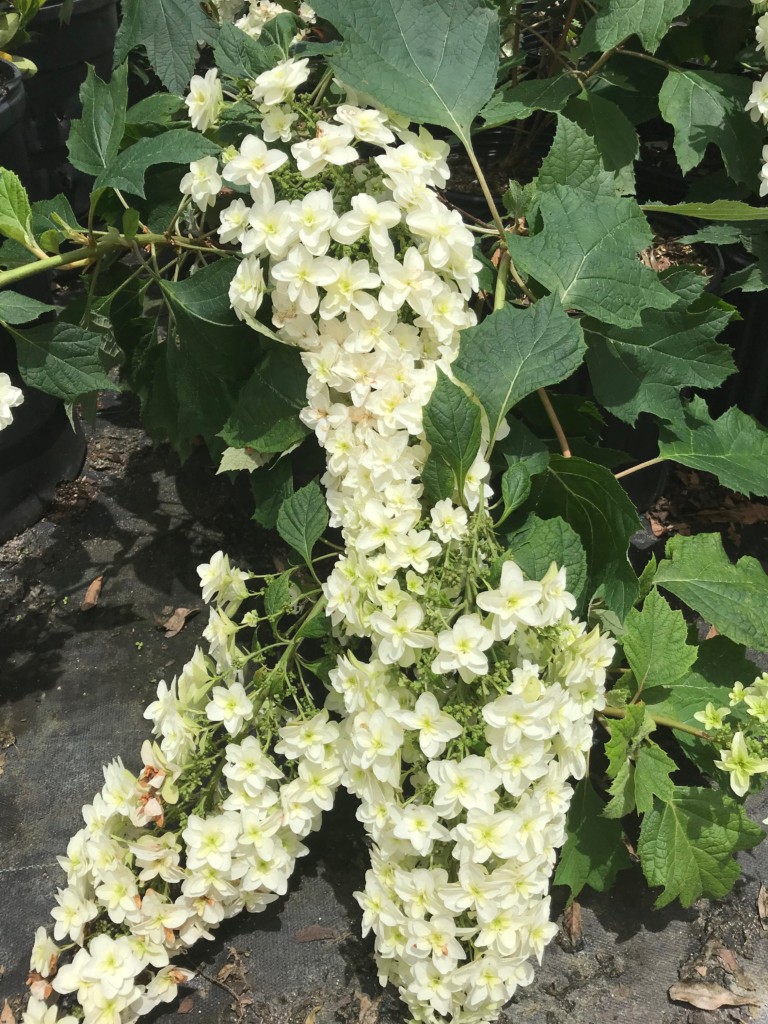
[
  {"x1": 694, "y1": 965, "x2": 708, "y2": 978},
  {"x1": 303, "y1": 1007, "x2": 321, "y2": 1024},
  {"x1": 81, "y1": 575, "x2": 104, "y2": 611},
  {"x1": 295, "y1": 924, "x2": 339, "y2": 943},
  {"x1": 177, "y1": 996, "x2": 195, "y2": 1014},
  {"x1": 714, "y1": 945, "x2": 739, "y2": 974},
  {"x1": 1, "y1": 1001, "x2": 16, "y2": 1024},
  {"x1": 669, "y1": 982, "x2": 759, "y2": 1011},
  {"x1": 355, "y1": 992, "x2": 381, "y2": 1024},
  {"x1": 157, "y1": 607, "x2": 199, "y2": 638},
  {"x1": 704, "y1": 625, "x2": 719, "y2": 640},
  {"x1": 562, "y1": 901, "x2": 584, "y2": 952},
  {"x1": 757, "y1": 883, "x2": 768, "y2": 929}
]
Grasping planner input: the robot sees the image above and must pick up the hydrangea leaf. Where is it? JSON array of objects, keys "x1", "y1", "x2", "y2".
[
  {"x1": 216, "y1": 447, "x2": 267, "y2": 475},
  {"x1": 537, "y1": 116, "x2": 616, "y2": 195},
  {"x1": 311, "y1": 0, "x2": 499, "y2": 141},
  {"x1": 562, "y1": 92, "x2": 638, "y2": 184},
  {"x1": 276, "y1": 480, "x2": 329, "y2": 567},
  {"x1": 529, "y1": 456, "x2": 640, "y2": 618},
  {"x1": 10, "y1": 321, "x2": 115, "y2": 402},
  {"x1": 554, "y1": 778, "x2": 631, "y2": 902},
  {"x1": 645, "y1": 200, "x2": 768, "y2": 221},
  {"x1": 659, "y1": 70, "x2": 762, "y2": 185},
  {"x1": 214, "y1": 21, "x2": 276, "y2": 79},
  {"x1": 264, "y1": 573, "x2": 294, "y2": 618},
  {"x1": 498, "y1": 418, "x2": 550, "y2": 478},
  {"x1": 114, "y1": 0, "x2": 217, "y2": 95},
  {"x1": 250, "y1": 458, "x2": 294, "y2": 529},
  {"x1": 0, "y1": 168, "x2": 34, "y2": 248},
  {"x1": 659, "y1": 397, "x2": 768, "y2": 498},
  {"x1": 499, "y1": 463, "x2": 531, "y2": 522},
  {"x1": 505, "y1": 514, "x2": 587, "y2": 606},
  {"x1": 453, "y1": 294, "x2": 586, "y2": 445},
  {"x1": 0, "y1": 290, "x2": 56, "y2": 325},
  {"x1": 638, "y1": 786, "x2": 763, "y2": 908},
  {"x1": 604, "y1": 704, "x2": 653, "y2": 781},
  {"x1": 67, "y1": 64, "x2": 128, "y2": 178},
  {"x1": 622, "y1": 589, "x2": 697, "y2": 691},
  {"x1": 655, "y1": 533, "x2": 768, "y2": 652},
  {"x1": 506, "y1": 183, "x2": 677, "y2": 328},
  {"x1": 633, "y1": 744, "x2": 677, "y2": 815},
  {"x1": 94, "y1": 131, "x2": 220, "y2": 198},
  {"x1": 591, "y1": 0, "x2": 694, "y2": 52},
  {"x1": 584, "y1": 292, "x2": 735, "y2": 425},
  {"x1": 480, "y1": 74, "x2": 579, "y2": 129},
  {"x1": 220, "y1": 346, "x2": 309, "y2": 454},
  {"x1": 423, "y1": 369, "x2": 482, "y2": 496}
]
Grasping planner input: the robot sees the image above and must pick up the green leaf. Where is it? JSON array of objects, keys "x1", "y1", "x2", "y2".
[
  {"x1": 591, "y1": 0, "x2": 694, "y2": 52},
  {"x1": 67, "y1": 64, "x2": 128, "y2": 178},
  {"x1": 537, "y1": 115, "x2": 619, "y2": 196},
  {"x1": 605, "y1": 704, "x2": 654, "y2": 781},
  {"x1": 634, "y1": 744, "x2": 677, "y2": 815},
  {"x1": 114, "y1": 0, "x2": 217, "y2": 94},
  {"x1": 214, "y1": 21, "x2": 273, "y2": 78},
  {"x1": 505, "y1": 514, "x2": 587, "y2": 605},
  {"x1": 584, "y1": 289, "x2": 735, "y2": 425},
  {"x1": 10, "y1": 321, "x2": 115, "y2": 402},
  {"x1": 498, "y1": 418, "x2": 550, "y2": 478},
  {"x1": 216, "y1": 447, "x2": 266, "y2": 474},
  {"x1": 159, "y1": 260, "x2": 260, "y2": 382},
  {"x1": 0, "y1": 290, "x2": 56, "y2": 325},
  {"x1": 423, "y1": 369, "x2": 482, "y2": 496},
  {"x1": 220, "y1": 345, "x2": 309, "y2": 453},
  {"x1": 453, "y1": 294, "x2": 586, "y2": 444},
  {"x1": 264, "y1": 573, "x2": 294, "y2": 617},
  {"x1": 95, "y1": 130, "x2": 220, "y2": 197},
  {"x1": 0, "y1": 168, "x2": 33, "y2": 247},
  {"x1": 659, "y1": 71, "x2": 762, "y2": 185},
  {"x1": 638, "y1": 786, "x2": 763, "y2": 908},
  {"x1": 251, "y1": 457, "x2": 294, "y2": 529},
  {"x1": 529, "y1": 456, "x2": 640, "y2": 618},
  {"x1": 312, "y1": 0, "x2": 499, "y2": 141},
  {"x1": 563, "y1": 93, "x2": 638, "y2": 184},
  {"x1": 623, "y1": 589, "x2": 697, "y2": 691},
  {"x1": 276, "y1": 480, "x2": 329, "y2": 567},
  {"x1": 554, "y1": 778, "x2": 631, "y2": 902},
  {"x1": 507, "y1": 184, "x2": 676, "y2": 328},
  {"x1": 125, "y1": 93, "x2": 186, "y2": 131},
  {"x1": 499, "y1": 463, "x2": 530, "y2": 521},
  {"x1": 644, "y1": 200, "x2": 768, "y2": 222},
  {"x1": 655, "y1": 533, "x2": 768, "y2": 651},
  {"x1": 659, "y1": 397, "x2": 768, "y2": 499},
  {"x1": 422, "y1": 457, "x2": 454, "y2": 506},
  {"x1": 480, "y1": 74, "x2": 579, "y2": 129}
]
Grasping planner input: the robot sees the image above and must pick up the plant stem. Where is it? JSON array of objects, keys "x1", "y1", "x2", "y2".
[
  {"x1": 495, "y1": 252, "x2": 509, "y2": 310},
  {"x1": 538, "y1": 387, "x2": 571, "y2": 458},
  {"x1": 602, "y1": 704, "x2": 711, "y2": 740},
  {"x1": 582, "y1": 36, "x2": 630, "y2": 80},
  {"x1": 462, "y1": 136, "x2": 508, "y2": 242},
  {"x1": 0, "y1": 240, "x2": 119, "y2": 288},
  {"x1": 615, "y1": 456, "x2": 663, "y2": 480},
  {"x1": 551, "y1": 0, "x2": 579, "y2": 70}
]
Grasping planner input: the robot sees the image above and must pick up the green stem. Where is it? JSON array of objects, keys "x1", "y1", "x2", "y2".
[
  {"x1": 602, "y1": 704, "x2": 711, "y2": 740},
  {"x1": 462, "y1": 136, "x2": 508, "y2": 242}
]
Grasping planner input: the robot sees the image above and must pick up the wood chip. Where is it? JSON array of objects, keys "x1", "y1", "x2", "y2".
[
  {"x1": 562, "y1": 901, "x2": 584, "y2": 952},
  {"x1": 669, "y1": 982, "x2": 760, "y2": 1011},
  {"x1": 177, "y1": 995, "x2": 195, "y2": 1014},
  {"x1": 303, "y1": 1008, "x2": 321, "y2": 1024},
  {"x1": 156, "y1": 607, "x2": 199, "y2": 638},
  {"x1": 295, "y1": 924, "x2": 339, "y2": 943},
  {"x1": 694, "y1": 965, "x2": 708, "y2": 977},
  {"x1": 81, "y1": 575, "x2": 104, "y2": 611},
  {"x1": 714, "y1": 945, "x2": 739, "y2": 974},
  {"x1": 757, "y1": 883, "x2": 768, "y2": 929},
  {"x1": 0, "y1": 1001, "x2": 15, "y2": 1024},
  {"x1": 355, "y1": 992, "x2": 381, "y2": 1024}
]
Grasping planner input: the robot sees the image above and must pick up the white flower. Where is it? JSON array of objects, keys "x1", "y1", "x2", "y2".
[
  {"x1": 369, "y1": 600, "x2": 433, "y2": 665},
  {"x1": 714, "y1": 731, "x2": 768, "y2": 797},
  {"x1": 432, "y1": 614, "x2": 494, "y2": 682},
  {"x1": 430, "y1": 499, "x2": 468, "y2": 543},
  {"x1": 179, "y1": 156, "x2": 222, "y2": 210},
  {"x1": 397, "y1": 692, "x2": 461, "y2": 758},
  {"x1": 0, "y1": 371, "x2": 23, "y2": 430},
  {"x1": 291, "y1": 122, "x2": 358, "y2": 177},
  {"x1": 332, "y1": 193, "x2": 401, "y2": 252},
  {"x1": 746, "y1": 72, "x2": 768, "y2": 121},
  {"x1": 392, "y1": 803, "x2": 449, "y2": 856},
  {"x1": 758, "y1": 12, "x2": 768, "y2": 51},
  {"x1": 229, "y1": 256, "x2": 267, "y2": 320},
  {"x1": 334, "y1": 104, "x2": 395, "y2": 146},
  {"x1": 218, "y1": 198, "x2": 252, "y2": 245},
  {"x1": 252, "y1": 57, "x2": 311, "y2": 106},
  {"x1": 185, "y1": 68, "x2": 223, "y2": 131},
  {"x1": 270, "y1": 246, "x2": 337, "y2": 315},
  {"x1": 30, "y1": 927, "x2": 60, "y2": 978},
  {"x1": 223, "y1": 134, "x2": 288, "y2": 191},
  {"x1": 261, "y1": 104, "x2": 299, "y2": 142},
  {"x1": 476, "y1": 561, "x2": 543, "y2": 639},
  {"x1": 205, "y1": 682, "x2": 253, "y2": 734}
]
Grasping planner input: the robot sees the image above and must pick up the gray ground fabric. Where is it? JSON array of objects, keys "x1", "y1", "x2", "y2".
[{"x1": 1, "y1": 397, "x2": 768, "y2": 1024}]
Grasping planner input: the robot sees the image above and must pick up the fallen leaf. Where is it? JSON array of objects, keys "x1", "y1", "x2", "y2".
[
  {"x1": 156, "y1": 607, "x2": 199, "y2": 639},
  {"x1": 177, "y1": 996, "x2": 195, "y2": 1014},
  {"x1": 1, "y1": 1001, "x2": 16, "y2": 1024},
  {"x1": 355, "y1": 992, "x2": 381, "y2": 1024},
  {"x1": 81, "y1": 575, "x2": 104, "y2": 611},
  {"x1": 694, "y1": 965, "x2": 708, "y2": 977},
  {"x1": 561, "y1": 901, "x2": 584, "y2": 952},
  {"x1": 303, "y1": 1007, "x2": 321, "y2": 1024},
  {"x1": 295, "y1": 924, "x2": 339, "y2": 943},
  {"x1": 669, "y1": 982, "x2": 759, "y2": 1010},
  {"x1": 757, "y1": 883, "x2": 768, "y2": 929},
  {"x1": 704, "y1": 625, "x2": 719, "y2": 640},
  {"x1": 714, "y1": 945, "x2": 739, "y2": 974},
  {"x1": 26, "y1": 972, "x2": 52, "y2": 1000}
]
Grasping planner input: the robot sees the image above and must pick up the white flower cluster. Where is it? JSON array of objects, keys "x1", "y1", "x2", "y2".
[
  {"x1": 22, "y1": 553, "x2": 342, "y2": 1024},
  {"x1": 212, "y1": 0, "x2": 315, "y2": 40},
  {"x1": 695, "y1": 670, "x2": 768, "y2": 797},
  {"x1": 746, "y1": 4, "x2": 768, "y2": 194},
  {"x1": 199, "y1": 71, "x2": 613, "y2": 1022},
  {"x1": 0, "y1": 369, "x2": 23, "y2": 431}
]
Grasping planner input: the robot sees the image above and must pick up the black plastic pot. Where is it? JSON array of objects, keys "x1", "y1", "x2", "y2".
[
  {"x1": 18, "y1": 0, "x2": 119, "y2": 207},
  {"x1": 0, "y1": 58, "x2": 33, "y2": 183}
]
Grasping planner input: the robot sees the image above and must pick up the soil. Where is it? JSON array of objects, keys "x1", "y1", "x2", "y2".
[{"x1": 1, "y1": 402, "x2": 768, "y2": 1024}]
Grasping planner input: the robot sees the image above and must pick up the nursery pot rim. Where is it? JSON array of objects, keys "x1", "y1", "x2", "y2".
[{"x1": 0, "y1": 56, "x2": 25, "y2": 135}]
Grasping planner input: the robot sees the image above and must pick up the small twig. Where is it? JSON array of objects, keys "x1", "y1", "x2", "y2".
[
  {"x1": 537, "y1": 388, "x2": 571, "y2": 458},
  {"x1": 601, "y1": 704, "x2": 711, "y2": 740},
  {"x1": 195, "y1": 966, "x2": 244, "y2": 1006},
  {"x1": 615, "y1": 456, "x2": 663, "y2": 480}
]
